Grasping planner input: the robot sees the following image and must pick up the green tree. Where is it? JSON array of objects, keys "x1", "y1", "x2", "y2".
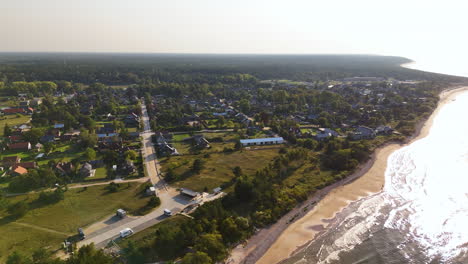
[
  {"x1": 84, "y1": 147, "x2": 96, "y2": 160},
  {"x1": 23, "y1": 128, "x2": 45, "y2": 145},
  {"x1": 4, "y1": 123, "x2": 12, "y2": 137},
  {"x1": 152, "y1": 225, "x2": 188, "y2": 259},
  {"x1": 232, "y1": 166, "x2": 242, "y2": 177},
  {"x1": 6, "y1": 251, "x2": 32, "y2": 264},
  {"x1": 67, "y1": 244, "x2": 114, "y2": 264},
  {"x1": 124, "y1": 150, "x2": 137, "y2": 161},
  {"x1": 79, "y1": 130, "x2": 97, "y2": 149},
  {"x1": 123, "y1": 241, "x2": 145, "y2": 264},
  {"x1": 43, "y1": 142, "x2": 56, "y2": 154},
  {"x1": 194, "y1": 234, "x2": 227, "y2": 262},
  {"x1": 191, "y1": 159, "x2": 205, "y2": 174},
  {"x1": 220, "y1": 217, "x2": 243, "y2": 243},
  {"x1": 181, "y1": 251, "x2": 212, "y2": 264},
  {"x1": 238, "y1": 99, "x2": 251, "y2": 113},
  {"x1": 8, "y1": 201, "x2": 29, "y2": 218}
]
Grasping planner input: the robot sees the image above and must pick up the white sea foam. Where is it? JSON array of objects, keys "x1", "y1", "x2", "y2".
[{"x1": 314, "y1": 91, "x2": 468, "y2": 263}]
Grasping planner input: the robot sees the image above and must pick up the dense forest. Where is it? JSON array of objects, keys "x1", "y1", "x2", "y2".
[{"x1": 0, "y1": 53, "x2": 465, "y2": 85}]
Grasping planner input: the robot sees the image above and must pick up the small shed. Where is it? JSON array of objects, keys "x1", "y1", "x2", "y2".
[
  {"x1": 116, "y1": 209, "x2": 126, "y2": 218},
  {"x1": 146, "y1": 186, "x2": 157, "y2": 195},
  {"x1": 180, "y1": 188, "x2": 200, "y2": 198}
]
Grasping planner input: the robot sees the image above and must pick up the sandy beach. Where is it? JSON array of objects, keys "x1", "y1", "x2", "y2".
[{"x1": 227, "y1": 86, "x2": 468, "y2": 264}]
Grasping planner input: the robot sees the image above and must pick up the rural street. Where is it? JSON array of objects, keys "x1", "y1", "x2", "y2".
[
  {"x1": 77, "y1": 99, "x2": 189, "y2": 248},
  {"x1": 77, "y1": 98, "x2": 226, "y2": 249}
]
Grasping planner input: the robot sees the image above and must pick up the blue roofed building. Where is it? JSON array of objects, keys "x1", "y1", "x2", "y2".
[{"x1": 240, "y1": 137, "x2": 284, "y2": 147}]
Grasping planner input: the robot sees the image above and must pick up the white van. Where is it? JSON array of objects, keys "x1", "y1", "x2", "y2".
[
  {"x1": 119, "y1": 228, "x2": 134, "y2": 238},
  {"x1": 163, "y1": 209, "x2": 172, "y2": 216}
]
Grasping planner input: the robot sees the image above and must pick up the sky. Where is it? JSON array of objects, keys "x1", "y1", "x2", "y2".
[{"x1": 1, "y1": 0, "x2": 468, "y2": 75}]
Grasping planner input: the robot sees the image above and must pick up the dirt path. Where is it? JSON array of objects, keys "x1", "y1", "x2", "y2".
[{"x1": 13, "y1": 222, "x2": 71, "y2": 236}]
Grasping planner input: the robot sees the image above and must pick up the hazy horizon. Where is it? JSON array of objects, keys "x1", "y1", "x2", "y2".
[{"x1": 2, "y1": 0, "x2": 468, "y2": 76}]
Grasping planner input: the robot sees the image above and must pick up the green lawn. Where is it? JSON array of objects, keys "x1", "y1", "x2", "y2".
[
  {"x1": 172, "y1": 133, "x2": 190, "y2": 142},
  {"x1": 86, "y1": 167, "x2": 108, "y2": 181},
  {"x1": 0, "y1": 143, "x2": 86, "y2": 167},
  {"x1": 0, "y1": 114, "x2": 31, "y2": 136},
  {"x1": 0, "y1": 182, "x2": 152, "y2": 261},
  {"x1": 161, "y1": 147, "x2": 281, "y2": 192}
]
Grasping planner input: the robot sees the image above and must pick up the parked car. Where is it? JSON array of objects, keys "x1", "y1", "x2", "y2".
[
  {"x1": 119, "y1": 228, "x2": 134, "y2": 238},
  {"x1": 116, "y1": 208, "x2": 126, "y2": 218},
  {"x1": 163, "y1": 209, "x2": 172, "y2": 216},
  {"x1": 78, "y1": 228, "x2": 85, "y2": 240}
]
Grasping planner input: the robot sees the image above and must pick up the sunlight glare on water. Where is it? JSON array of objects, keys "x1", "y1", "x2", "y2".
[{"x1": 384, "y1": 92, "x2": 468, "y2": 261}]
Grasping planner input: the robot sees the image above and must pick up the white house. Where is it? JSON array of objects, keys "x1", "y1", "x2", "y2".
[{"x1": 240, "y1": 137, "x2": 284, "y2": 147}]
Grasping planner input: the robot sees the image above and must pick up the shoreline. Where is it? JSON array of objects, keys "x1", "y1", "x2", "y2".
[{"x1": 227, "y1": 85, "x2": 468, "y2": 264}]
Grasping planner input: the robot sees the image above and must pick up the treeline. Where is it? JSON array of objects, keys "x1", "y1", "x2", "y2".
[
  {"x1": 4, "y1": 244, "x2": 115, "y2": 264},
  {"x1": 1, "y1": 53, "x2": 466, "y2": 85},
  {"x1": 121, "y1": 148, "x2": 344, "y2": 263}
]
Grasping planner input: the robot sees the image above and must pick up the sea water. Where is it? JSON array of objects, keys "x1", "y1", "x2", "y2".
[{"x1": 285, "y1": 91, "x2": 468, "y2": 264}]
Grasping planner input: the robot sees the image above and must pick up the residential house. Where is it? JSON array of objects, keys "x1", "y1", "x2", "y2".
[
  {"x1": 352, "y1": 126, "x2": 376, "y2": 140},
  {"x1": 2, "y1": 156, "x2": 21, "y2": 168},
  {"x1": 61, "y1": 130, "x2": 81, "y2": 141},
  {"x1": 124, "y1": 113, "x2": 140, "y2": 127},
  {"x1": 158, "y1": 142, "x2": 179, "y2": 156},
  {"x1": 376, "y1": 125, "x2": 394, "y2": 135},
  {"x1": 16, "y1": 162, "x2": 37, "y2": 169},
  {"x1": 17, "y1": 124, "x2": 31, "y2": 132},
  {"x1": 1, "y1": 108, "x2": 27, "y2": 115},
  {"x1": 40, "y1": 135, "x2": 55, "y2": 143},
  {"x1": 8, "y1": 142, "x2": 31, "y2": 151},
  {"x1": 12, "y1": 166, "x2": 28, "y2": 176},
  {"x1": 55, "y1": 162, "x2": 75, "y2": 176},
  {"x1": 79, "y1": 163, "x2": 94, "y2": 177},
  {"x1": 19, "y1": 100, "x2": 30, "y2": 107},
  {"x1": 98, "y1": 137, "x2": 123, "y2": 150},
  {"x1": 315, "y1": 128, "x2": 340, "y2": 140},
  {"x1": 54, "y1": 123, "x2": 65, "y2": 129},
  {"x1": 155, "y1": 132, "x2": 171, "y2": 145},
  {"x1": 31, "y1": 98, "x2": 42, "y2": 106},
  {"x1": 121, "y1": 160, "x2": 136, "y2": 174},
  {"x1": 193, "y1": 135, "x2": 210, "y2": 148},
  {"x1": 8, "y1": 135, "x2": 24, "y2": 143},
  {"x1": 35, "y1": 143, "x2": 43, "y2": 150}
]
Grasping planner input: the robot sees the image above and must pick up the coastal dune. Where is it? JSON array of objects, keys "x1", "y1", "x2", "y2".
[{"x1": 228, "y1": 86, "x2": 468, "y2": 264}]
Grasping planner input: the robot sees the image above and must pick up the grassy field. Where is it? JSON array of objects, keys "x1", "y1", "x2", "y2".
[
  {"x1": 86, "y1": 167, "x2": 108, "y2": 181},
  {"x1": 1, "y1": 142, "x2": 86, "y2": 166},
  {"x1": 170, "y1": 132, "x2": 239, "y2": 155},
  {"x1": 161, "y1": 147, "x2": 282, "y2": 192},
  {"x1": 0, "y1": 97, "x2": 17, "y2": 108},
  {"x1": 0, "y1": 182, "x2": 152, "y2": 261},
  {"x1": 0, "y1": 114, "x2": 31, "y2": 137}
]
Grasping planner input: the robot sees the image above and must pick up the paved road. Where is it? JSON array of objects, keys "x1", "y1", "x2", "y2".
[
  {"x1": 77, "y1": 99, "x2": 193, "y2": 249},
  {"x1": 76, "y1": 99, "x2": 226, "y2": 249}
]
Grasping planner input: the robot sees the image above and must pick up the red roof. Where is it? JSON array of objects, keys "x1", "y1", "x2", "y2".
[
  {"x1": 8, "y1": 135, "x2": 23, "y2": 142},
  {"x1": 16, "y1": 162, "x2": 37, "y2": 169},
  {"x1": 13, "y1": 166, "x2": 28, "y2": 175},
  {"x1": 8, "y1": 142, "x2": 31, "y2": 150},
  {"x1": 2, "y1": 156, "x2": 21, "y2": 164},
  {"x1": 2, "y1": 108, "x2": 26, "y2": 114}
]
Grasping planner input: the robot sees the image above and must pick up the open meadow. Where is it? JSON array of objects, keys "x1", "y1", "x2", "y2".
[{"x1": 0, "y1": 182, "x2": 152, "y2": 261}]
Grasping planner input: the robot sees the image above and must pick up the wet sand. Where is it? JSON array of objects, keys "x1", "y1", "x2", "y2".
[{"x1": 228, "y1": 86, "x2": 468, "y2": 264}]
